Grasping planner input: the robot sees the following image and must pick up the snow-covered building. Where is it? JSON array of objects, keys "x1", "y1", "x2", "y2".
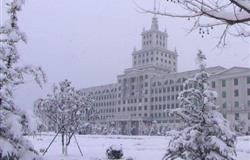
[{"x1": 82, "y1": 15, "x2": 250, "y2": 135}]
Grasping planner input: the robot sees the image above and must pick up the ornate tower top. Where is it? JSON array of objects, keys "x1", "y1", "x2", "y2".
[{"x1": 131, "y1": 0, "x2": 178, "y2": 73}]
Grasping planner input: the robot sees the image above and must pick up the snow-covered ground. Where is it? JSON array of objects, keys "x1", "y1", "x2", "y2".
[{"x1": 27, "y1": 134, "x2": 250, "y2": 160}]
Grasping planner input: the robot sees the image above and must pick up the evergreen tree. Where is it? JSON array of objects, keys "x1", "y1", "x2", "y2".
[
  {"x1": 0, "y1": 0, "x2": 46, "y2": 159},
  {"x1": 163, "y1": 51, "x2": 236, "y2": 160}
]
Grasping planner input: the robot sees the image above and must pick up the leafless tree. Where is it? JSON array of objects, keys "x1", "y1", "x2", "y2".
[
  {"x1": 137, "y1": 0, "x2": 250, "y2": 47},
  {"x1": 34, "y1": 80, "x2": 96, "y2": 156}
]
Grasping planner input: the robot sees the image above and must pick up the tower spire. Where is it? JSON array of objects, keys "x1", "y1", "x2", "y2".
[
  {"x1": 151, "y1": 0, "x2": 159, "y2": 30},
  {"x1": 153, "y1": 0, "x2": 156, "y2": 17}
]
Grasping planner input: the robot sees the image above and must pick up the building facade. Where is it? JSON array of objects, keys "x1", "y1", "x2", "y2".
[{"x1": 82, "y1": 15, "x2": 250, "y2": 135}]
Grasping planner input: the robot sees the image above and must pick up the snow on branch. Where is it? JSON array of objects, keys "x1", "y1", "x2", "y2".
[
  {"x1": 0, "y1": 0, "x2": 46, "y2": 159},
  {"x1": 34, "y1": 80, "x2": 97, "y2": 155},
  {"x1": 138, "y1": 0, "x2": 250, "y2": 47},
  {"x1": 163, "y1": 50, "x2": 237, "y2": 160}
]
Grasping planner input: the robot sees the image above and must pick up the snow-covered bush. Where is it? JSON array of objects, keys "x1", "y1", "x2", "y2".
[
  {"x1": 232, "y1": 120, "x2": 246, "y2": 136},
  {"x1": 106, "y1": 145, "x2": 123, "y2": 159},
  {"x1": 0, "y1": 0, "x2": 46, "y2": 159},
  {"x1": 163, "y1": 51, "x2": 237, "y2": 160},
  {"x1": 34, "y1": 80, "x2": 96, "y2": 155}
]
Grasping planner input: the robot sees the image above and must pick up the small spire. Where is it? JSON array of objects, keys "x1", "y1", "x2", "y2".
[
  {"x1": 153, "y1": 0, "x2": 156, "y2": 17},
  {"x1": 151, "y1": 0, "x2": 159, "y2": 30}
]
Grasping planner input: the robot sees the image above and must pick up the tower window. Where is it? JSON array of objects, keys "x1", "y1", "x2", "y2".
[
  {"x1": 247, "y1": 76, "x2": 250, "y2": 84},
  {"x1": 234, "y1": 90, "x2": 239, "y2": 97},
  {"x1": 234, "y1": 78, "x2": 238, "y2": 85},
  {"x1": 222, "y1": 80, "x2": 226, "y2": 87},
  {"x1": 235, "y1": 113, "x2": 239, "y2": 120}
]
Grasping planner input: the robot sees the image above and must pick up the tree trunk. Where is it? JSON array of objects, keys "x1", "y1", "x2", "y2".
[
  {"x1": 62, "y1": 134, "x2": 64, "y2": 155},
  {"x1": 65, "y1": 134, "x2": 68, "y2": 156}
]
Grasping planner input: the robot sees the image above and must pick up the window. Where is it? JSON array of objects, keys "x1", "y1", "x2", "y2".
[
  {"x1": 234, "y1": 78, "x2": 238, "y2": 85},
  {"x1": 223, "y1": 102, "x2": 227, "y2": 108},
  {"x1": 248, "y1": 113, "x2": 250, "y2": 120},
  {"x1": 248, "y1": 88, "x2": 250, "y2": 96},
  {"x1": 235, "y1": 113, "x2": 239, "y2": 120},
  {"x1": 247, "y1": 76, "x2": 250, "y2": 84},
  {"x1": 211, "y1": 81, "x2": 216, "y2": 88},
  {"x1": 222, "y1": 80, "x2": 226, "y2": 87},
  {"x1": 248, "y1": 100, "x2": 250, "y2": 107},
  {"x1": 234, "y1": 101, "x2": 239, "y2": 107},
  {"x1": 234, "y1": 89, "x2": 239, "y2": 97},
  {"x1": 131, "y1": 77, "x2": 135, "y2": 83},
  {"x1": 222, "y1": 91, "x2": 226, "y2": 98},
  {"x1": 151, "y1": 105, "x2": 153, "y2": 110}
]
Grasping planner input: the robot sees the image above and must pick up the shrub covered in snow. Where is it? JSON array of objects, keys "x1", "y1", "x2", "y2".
[{"x1": 106, "y1": 145, "x2": 124, "y2": 159}]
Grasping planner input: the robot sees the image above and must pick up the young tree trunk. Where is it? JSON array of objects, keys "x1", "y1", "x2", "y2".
[
  {"x1": 65, "y1": 132, "x2": 74, "y2": 156},
  {"x1": 62, "y1": 133, "x2": 65, "y2": 155},
  {"x1": 65, "y1": 134, "x2": 68, "y2": 156}
]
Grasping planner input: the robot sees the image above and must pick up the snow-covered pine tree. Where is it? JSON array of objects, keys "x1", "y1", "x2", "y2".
[
  {"x1": 34, "y1": 79, "x2": 96, "y2": 155},
  {"x1": 163, "y1": 51, "x2": 237, "y2": 160},
  {"x1": 0, "y1": 0, "x2": 46, "y2": 159}
]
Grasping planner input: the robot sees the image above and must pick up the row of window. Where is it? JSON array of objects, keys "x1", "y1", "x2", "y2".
[
  {"x1": 152, "y1": 78, "x2": 185, "y2": 86},
  {"x1": 93, "y1": 94, "x2": 117, "y2": 100},
  {"x1": 233, "y1": 113, "x2": 250, "y2": 120},
  {"x1": 143, "y1": 40, "x2": 166, "y2": 47},
  {"x1": 211, "y1": 76, "x2": 250, "y2": 88},
  {"x1": 151, "y1": 85, "x2": 183, "y2": 94},
  {"x1": 134, "y1": 57, "x2": 175, "y2": 66},
  {"x1": 99, "y1": 115, "x2": 114, "y2": 120},
  {"x1": 222, "y1": 88, "x2": 250, "y2": 98},
  {"x1": 87, "y1": 87, "x2": 118, "y2": 95},
  {"x1": 94, "y1": 101, "x2": 116, "y2": 107},
  {"x1": 121, "y1": 75, "x2": 148, "y2": 83},
  {"x1": 134, "y1": 51, "x2": 173, "y2": 59},
  {"x1": 115, "y1": 103, "x2": 180, "y2": 113},
  {"x1": 143, "y1": 33, "x2": 166, "y2": 40},
  {"x1": 130, "y1": 112, "x2": 173, "y2": 118},
  {"x1": 222, "y1": 100, "x2": 250, "y2": 108}
]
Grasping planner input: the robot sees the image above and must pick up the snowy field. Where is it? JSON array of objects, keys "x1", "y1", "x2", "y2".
[{"x1": 27, "y1": 134, "x2": 250, "y2": 160}]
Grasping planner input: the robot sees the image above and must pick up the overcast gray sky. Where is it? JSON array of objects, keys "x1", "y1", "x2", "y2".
[{"x1": 9, "y1": 0, "x2": 250, "y2": 110}]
